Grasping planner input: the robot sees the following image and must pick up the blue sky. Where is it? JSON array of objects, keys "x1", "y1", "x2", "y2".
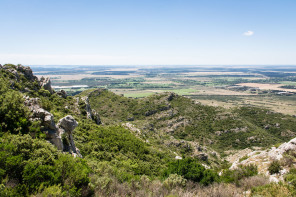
[{"x1": 0, "y1": 0, "x2": 295, "y2": 65}]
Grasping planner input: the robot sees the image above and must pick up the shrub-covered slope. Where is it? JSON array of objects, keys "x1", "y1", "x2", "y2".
[
  {"x1": 1, "y1": 64, "x2": 296, "y2": 196},
  {"x1": 87, "y1": 89, "x2": 296, "y2": 153}
]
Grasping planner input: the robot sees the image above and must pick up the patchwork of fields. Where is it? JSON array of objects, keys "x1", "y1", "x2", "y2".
[{"x1": 32, "y1": 65, "x2": 296, "y2": 115}]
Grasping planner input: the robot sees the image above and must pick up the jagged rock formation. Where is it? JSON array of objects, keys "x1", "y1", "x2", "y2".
[
  {"x1": 0, "y1": 64, "x2": 55, "y2": 96},
  {"x1": 81, "y1": 96, "x2": 93, "y2": 119},
  {"x1": 79, "y1": 96, "x2": 101, "y2": 125},
  {"x1": 0, "y1": 64, "x2": 38, "y2": 82},
  {"x1": 57, "y1": 115, "x2": 81, "y2": 157},
  {"x1": 39, "y1": 76, "x2": 54, "y2": 94},
  {"x1": 0, "y1": 64, "x2": 39, "y2": 92},
  {"x1": 24, "y1": 96, "x2": 82, "y2": 157}
]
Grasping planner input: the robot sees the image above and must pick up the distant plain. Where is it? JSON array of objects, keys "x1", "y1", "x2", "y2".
[{"x1": 33, "y1": 65, "x2": 296, "y2": 115}]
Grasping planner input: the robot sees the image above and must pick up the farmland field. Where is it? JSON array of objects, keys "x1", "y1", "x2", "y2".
[{"x1": 31, "y1": 65, "x2": 296, "y2": 115}]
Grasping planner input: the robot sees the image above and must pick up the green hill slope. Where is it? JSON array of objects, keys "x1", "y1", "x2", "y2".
[
  {"x1": 1, "y1": 64, "x2": 296, "y2": 196},
  {"x1": 87, "y1": 88, "x2": 296, "y2": 153}
]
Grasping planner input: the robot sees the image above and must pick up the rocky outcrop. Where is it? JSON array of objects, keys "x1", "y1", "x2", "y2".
[
  {"x1": 81, "y1": 97, "x2": 93, "y2": 119},
  {"x1": 57, "y1": 90, "x2": 67, "y2": 98},
  {"x1": 1, "y1": 64, "x2": 38, "y2": 82},
  {"x1": 39, "y1": 77, "x2": 54, "y2": 94},
  {"x1": 230, "y1": 137, "x2": 296, "y2": 182},
  {"x1": 79, "y1": 96, "x2": 101, "y2": 125},
  {"x1": 166, "y1": 92, "x2": 176, "y2": 101},
  {"x1": 123, "y1": 123, "x2": 141, "y2": 134},
  {"x1": 24, "y1": 96, "x2": 82, "y2": 157},
  {"x1": 57, "y1": 115, "x2": 81, "y2": 157},
  {"x1": 58, "y1": 115, "x2": 78, "y2": 132},
  {"x1": 164, "y1": 116, "x2": 190, "y2": 133},
  {"x1": 24, "y1": 97, "x2": 56, "y2": 130},
  {"x1": 215, "y1": 127, "x2": 248, "y2": 136},
  {"x1": 195, "y1": 153, "x2": 208, "y2": 161},
  {"x1": 16, "y1": 65, "x2": 37, "y2": 81}
]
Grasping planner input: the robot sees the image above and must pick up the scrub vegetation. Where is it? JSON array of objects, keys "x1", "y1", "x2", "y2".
[{"x1": 1, "y1": 64, "x2": 296, "y2": 196}]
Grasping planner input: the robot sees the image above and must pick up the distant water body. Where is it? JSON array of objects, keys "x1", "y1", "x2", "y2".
[{"x1": 52, "y1": 85, "x2": 88, "y2": 89}]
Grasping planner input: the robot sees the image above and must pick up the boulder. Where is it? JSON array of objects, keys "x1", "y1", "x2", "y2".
[
  {"x1": 44, "y1": 113, "x2": 56, "y2": 130},
  {"x1": 196, "y1": 153, "x2": 208, "y2": 161},
  {"x1": 175, "y1": 156, "x2": 182, "y2": 160},
  {"x1": 57, "y1": 115, "x2": 78, "y2": 133},
  {"x1": 167, "y1": 93, "x2": 176, "y2": 101},
  {"x1": 57, "y1": 90, "x2": 67, "y2": 98}
]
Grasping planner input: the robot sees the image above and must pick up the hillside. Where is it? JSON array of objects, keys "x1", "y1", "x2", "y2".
[
  {"x1": 1, "y1": 64, "x2": 296, "y2": 196},
  {"x1": 86, "y1": 88, "x2": 296, "y2": 154}
]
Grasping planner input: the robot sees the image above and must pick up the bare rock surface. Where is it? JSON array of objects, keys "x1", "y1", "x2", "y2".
[
  {"x1": 81, "y1": 96, "x2": 93, "y2": 119},
  {"x1": 79, "y1": 96, "x2": 101, "y2": 125},
  {"x1": 39, "y1": 76, "x2": 54, "y2": 94},
  {"x1": 57, "y1": 90, "x2": 67, "y2": 98},
  {"x1": 16, "y1": 65, "x2": 37, "y2": 81},
  {"x1": 1, "y1": 64, "x2": 38, "y2": 83},
  {"x1": 230, "y1": 137, "x2": 296, "y2": 182},
  {"x1": 57, "y1": 115, "x2": 78, "y2": 133},
  {"x1": 24, "y1": 96, "x2": 82, "y2": 157}
]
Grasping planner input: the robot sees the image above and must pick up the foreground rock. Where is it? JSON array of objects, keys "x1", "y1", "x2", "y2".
[{"x1": 24, "y1": 96, "x2": 82, "y2": 157}]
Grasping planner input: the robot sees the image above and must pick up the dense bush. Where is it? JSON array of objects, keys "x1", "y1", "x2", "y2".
[
  {"x1": 268, "y1": 160, "x2": 282, "y2": 174},
  {"x1": 75, "y1": 119, "x2": 171, "y2": 181},
  {"x1": 0, "y1": 134, "x2": 91, "y2": 196},
  {"x1": 221, "y1": 164, "x2": 258, "y2": 185},
  {"x1": 0, "y1": 78, "x2": 30, "y2": 135},
  {"x1": 284, "y1": 168, "x2": 296, "y2": 188},
  {"x1": 163, "y1": 158, "x2": 218, "y2": 185}
]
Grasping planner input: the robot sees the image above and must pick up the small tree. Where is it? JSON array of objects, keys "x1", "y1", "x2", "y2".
[{"x1": 268, "y1": 160, "x2": 282, "y2": 174}]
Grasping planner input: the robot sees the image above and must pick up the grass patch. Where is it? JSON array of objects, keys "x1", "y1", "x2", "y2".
[
  {"x1": 169, "y1": 88, "x2": 197, "y2": 95},
  {"x1": 239, "y1": 155, "x2": 249, "y2": 162},
  {"x1": 123, "y1": 92, "x2": 155, "y2": 98}
]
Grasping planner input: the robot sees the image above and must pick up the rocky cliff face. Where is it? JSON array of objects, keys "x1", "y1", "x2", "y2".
[{"x1": 24, "y1": 96, "x2": 82, "y2": 157}]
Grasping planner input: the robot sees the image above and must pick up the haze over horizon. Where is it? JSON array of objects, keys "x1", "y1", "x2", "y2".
[{"x1": 1, "y1": 0, "x2": 295, "y2": 66}]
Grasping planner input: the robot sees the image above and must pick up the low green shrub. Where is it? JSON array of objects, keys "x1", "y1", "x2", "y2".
[
  {"x1": 268, "y1": 160, "x2": 282, "y2": 174},
  {"x1": 221, "y1": 164, "x2": 258, "y2": 185},
  {"x1": 163, "y1": 158, "x2": 218, "y2": 185}
]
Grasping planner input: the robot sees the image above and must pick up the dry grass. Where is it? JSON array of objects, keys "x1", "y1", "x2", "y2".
[
  {"x1": 237, "y1": 83, "x2": 296, "y2": 93},
  {"x1": 198, "y1": 95, "x2": 296, "y2": 115},
  {"x1": 251, "y1": 183, "x2": 293, "y2": 197},
  {"x1": 239, "y1": 175, "x2": 269, "y2": 190},
  {"x1": 91, "y1": 175, "x2": 270, "y2": 197}
]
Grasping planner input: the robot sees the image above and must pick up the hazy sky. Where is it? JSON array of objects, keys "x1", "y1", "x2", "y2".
[{"x1": 0, "y1": 0, "x2": 295, "y2": 65}]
